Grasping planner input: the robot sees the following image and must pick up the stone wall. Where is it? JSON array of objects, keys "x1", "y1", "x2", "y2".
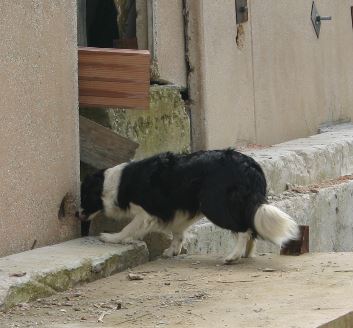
[{"x1": 80, "y1": 85, "x2": 190, "y2": 161}]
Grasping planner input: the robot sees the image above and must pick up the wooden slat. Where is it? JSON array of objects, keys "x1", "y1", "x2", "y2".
[
  {"x1": 80, "y1": 95, "x2": 149, "y2": 109},
  {"x1": 79, "y1": 115, "x2": 138, "y2": 169},
  {"x1": 79, "y1": 48, "x2": 150, "y2": 67},
  {"x1": 78, "y1": 47, "x2": 150, "y2": 109},
  {"x1": 79, "y1": 65, "x2": 148, "y2": 82},
  {"x1": 79, "y1": 80, "x2": 148, "y2": 93}
]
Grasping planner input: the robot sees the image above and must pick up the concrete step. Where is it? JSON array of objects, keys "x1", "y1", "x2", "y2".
[
  {"x1": 245, "y1": 123, "x2": 353, "y2": 194},
  {"x1": 0, "y1": 238, "x2": 149, "y2": 310},
  {"x1": 186, "y1": 178, "x2": 353, "y2": 256}
]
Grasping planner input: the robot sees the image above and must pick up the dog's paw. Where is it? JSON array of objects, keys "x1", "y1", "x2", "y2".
[
  {"x1": 99, "y1": 233, "x2": 123, "y2": 244},
  {"x1": 99, "y1": 233, "x2": 138, "y2": 245},
  {"x1": 120, "y1": 238, "x2": 139, "y2": 245},
  {"x1": 162, "y1": 247, "x2": 180, "y2": 258},
  {"x1": 223, "y1": 254, "x2": 241, "y2": 265}
]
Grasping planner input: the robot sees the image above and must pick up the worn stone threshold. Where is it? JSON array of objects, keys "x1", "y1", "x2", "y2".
[{"x1": 0, "y1": 238, "x2": 149, "y2": 310}]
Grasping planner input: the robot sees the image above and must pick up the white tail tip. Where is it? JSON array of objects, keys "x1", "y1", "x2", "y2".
[{"x1": 254, "y1": 204, "x2": 299, "y2": 246}]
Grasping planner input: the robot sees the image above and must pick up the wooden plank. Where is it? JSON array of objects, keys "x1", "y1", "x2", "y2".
[
  {"x1": 79, "y1": 48, "x2": 150, "y2": 66},
  {"x1": 79, "y1": 115, "x2": 138, "y2": 169},
  {"x1": 78, "y1": 47, "x2": 150, "y2": 109},
  {"x1": 79, "y1": 79, "x2": 148, "y2": 93},
  {"x1": 79, "y1": 65, "x2": 148, "y2": 82},
  {"x1": 80, "y1": 95, "x2": 149, "y2": 109}
]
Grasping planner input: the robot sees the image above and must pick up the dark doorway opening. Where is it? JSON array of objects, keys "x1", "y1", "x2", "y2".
[
  {"x1": 85, "y1": 0, "x2": 137, "y2": 49},
  {"x1": 86, "y1": 0, "x2": 118, "y2": 48}
]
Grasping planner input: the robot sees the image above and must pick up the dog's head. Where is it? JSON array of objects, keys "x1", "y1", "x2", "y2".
[{"x1": 76, "y1": 169, "x2": 105, "y2": 221}]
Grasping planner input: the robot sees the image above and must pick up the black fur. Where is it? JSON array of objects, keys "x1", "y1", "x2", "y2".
[
  {"x1": 80, "y1": 169, "x2": 105, "y2": 218},
  {"x1": 80, "y1": 149, "x2": 267, "y2": 235}
]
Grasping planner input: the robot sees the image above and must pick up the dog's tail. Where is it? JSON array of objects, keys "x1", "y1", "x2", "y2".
[{"x1": 253, "y1": 204, "x2": 299, "y2": 246}]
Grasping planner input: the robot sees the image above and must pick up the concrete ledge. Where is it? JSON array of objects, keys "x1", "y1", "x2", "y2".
[
  {"x1": 186, "y1": 179, "x2": 353, "y2": 255},
  {"x1": 245, "y1": 124, "x2": 353, "y2": 194},
  {"x1": 320, "y1": 311, "x2": 353, "y2": 328},
  {"x1": 0, "y1": 238, "x2": 149, "y2": 310}
]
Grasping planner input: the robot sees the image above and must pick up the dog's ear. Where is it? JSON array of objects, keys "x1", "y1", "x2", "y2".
[
  {"x1": 89, "y1": 171, "x2": 105, "y2": 195},
  {"x1": 80, "y1": 169, "x2": 106, "y2": 217},
  {"x1": 81, "y1": 170, "x2": 105, "y2": 195}
]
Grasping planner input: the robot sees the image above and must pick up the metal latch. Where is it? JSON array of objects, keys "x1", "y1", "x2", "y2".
[
  {"x1": 235, "y1": 0, "x2": 248, "y2": 24},
  {"x1": 311, "y1": 1, "x2": 332, "y2": 38}
]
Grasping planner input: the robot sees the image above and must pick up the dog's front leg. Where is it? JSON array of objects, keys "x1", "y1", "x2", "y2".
[
  {"x1": 99, "y1": 213, "x2": 158, "y2": 244},
  {"x1": 163, "y1": 232, "x2": 184, "y2": 257}
]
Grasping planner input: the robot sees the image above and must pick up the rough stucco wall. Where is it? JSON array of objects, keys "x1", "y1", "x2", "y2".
[
  {"x1": 187, "y1": 0, "x2": 256, "y2": 150},
  {"x1": 187, "y1": 0, "x2": 353, "y2": 149},
  {"x1": 251, "y1": 0, "x2": 353, "y2": 145},
  {"x1": 0, "y1": 1, "x2": 80, "y2": 256}
]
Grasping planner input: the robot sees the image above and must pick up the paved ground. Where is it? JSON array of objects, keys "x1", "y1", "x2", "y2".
[{"x1": 1, "y1": 253, "x2": 353, "y2": 328}]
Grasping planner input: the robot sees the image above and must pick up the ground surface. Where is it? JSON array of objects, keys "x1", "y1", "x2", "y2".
[{"x1": 1, "y1": 253, "x2": 353, "y2": 328}]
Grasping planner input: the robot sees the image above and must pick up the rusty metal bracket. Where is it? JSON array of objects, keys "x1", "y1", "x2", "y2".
[
  {"x1": 281, "y1": 225, "x2": 309, "y2": 256},
  {"x1": 235, "y1": 0, "x2": 248, "y2": 24}
]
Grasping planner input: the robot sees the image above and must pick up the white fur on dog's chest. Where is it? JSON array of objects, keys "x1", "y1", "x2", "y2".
[{"x1": 102, "y1": 163, "x2": 130, "y2": 220}]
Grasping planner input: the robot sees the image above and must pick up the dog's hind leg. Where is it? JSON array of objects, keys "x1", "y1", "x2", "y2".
[
  {"x1": 162, "y1": 212, "x2": 201, "y2": 258},
  {"x1": 244, "y1": 237, "x2": 257, "y2": 258},
  {"x1": 224, "y1": 230, "x2": 252, "y2": 264}
]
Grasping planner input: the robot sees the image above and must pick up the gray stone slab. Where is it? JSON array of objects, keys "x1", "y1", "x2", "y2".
[
  {"x1": 245, "y1": 123, "x2": 353, "y2": 194},
  {"x1": 0, "y1": 238, "x2": 149, "y2": 310}
]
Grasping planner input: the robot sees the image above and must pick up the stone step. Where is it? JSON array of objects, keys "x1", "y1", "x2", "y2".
[
  {"x1": 186, "y1": 178, "x2": 353, "y2": 256},
  {"x1": 0, "y1": 238, "x2": 149, "y2": 310},
  {"x1": 244, "y1": 123, "x2": 353, "y2": 194}
]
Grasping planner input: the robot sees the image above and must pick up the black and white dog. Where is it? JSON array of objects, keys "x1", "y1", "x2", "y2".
[{"x1": 77, "y1": 149, "x2": 298, "y2": 263}]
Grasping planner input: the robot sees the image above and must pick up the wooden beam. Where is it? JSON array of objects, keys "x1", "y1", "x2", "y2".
[
  {"x1": 79, "y1": 115, "x2": 138, "y2": 169},
  {"x1": 78, "y1": 47, "x2": 150, "y2": 109}
]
